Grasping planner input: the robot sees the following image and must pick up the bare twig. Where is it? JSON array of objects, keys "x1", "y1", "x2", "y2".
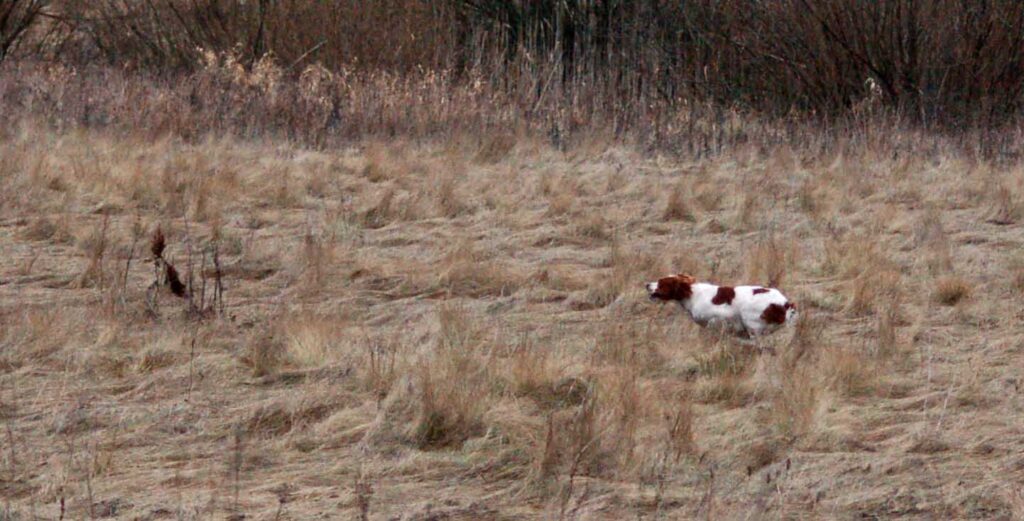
[
  {"x1": 187, "y1": 330, "x2": 197, "y2": 402},
  {"x1": 288, "y1": 39, "x2": 327, "y2": 70},
  {"x1": 353, "y1": 468, "x2": 374, "y2": 521},
  {"x1": 231, "y1": 425, "x2": 244, "y2": 514}
]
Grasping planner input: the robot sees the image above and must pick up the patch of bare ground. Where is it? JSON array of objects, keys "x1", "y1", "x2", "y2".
[{"x1": 1, "y1": 127, "x2": 1023, "y2": 519}]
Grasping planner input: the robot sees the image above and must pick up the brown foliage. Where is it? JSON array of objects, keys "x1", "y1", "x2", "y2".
[
  {"x1": 150, "y1": 225, "x2": 165, "y2": 259},
  {"x1": 2, "y1": 0, "x2": 1023, "y2": 139}
]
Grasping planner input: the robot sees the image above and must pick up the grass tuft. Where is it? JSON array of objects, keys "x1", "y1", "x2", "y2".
[{"x1": 933, "y1": 276, "x2": 971, "y2": 306}]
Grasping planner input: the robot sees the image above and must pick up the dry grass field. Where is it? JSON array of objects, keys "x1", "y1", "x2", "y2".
[{"x1": 2, "y1": 123, "x2": 1024, "y2": 520}]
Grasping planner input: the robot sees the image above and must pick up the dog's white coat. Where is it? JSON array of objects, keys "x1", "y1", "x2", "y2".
[{"x1": 646, "y1": 280, "x2": 796, "y2": 337}]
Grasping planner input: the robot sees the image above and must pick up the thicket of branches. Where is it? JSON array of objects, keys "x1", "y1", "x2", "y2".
[{"x1": 3, "y1": 0, "x2": 1024, "y2": 130}]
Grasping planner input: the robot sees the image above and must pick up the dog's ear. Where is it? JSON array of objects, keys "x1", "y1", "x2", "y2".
[
  {"x1": 676, "y1": 273, "x2": 696, "y2": 285},
  {"x1": 653, "y1": 274, "x2": 693, "y2": 300}
]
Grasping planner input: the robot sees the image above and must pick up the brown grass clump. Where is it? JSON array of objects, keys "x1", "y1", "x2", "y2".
[
  {"x1": 570, "y1": 212, "x2": 611, "y2": 243},
  {"x1": 359, "y1": 188, "x2": 406, "y2": 229},
  {"x1": 474, "y1": 133, "x2": 517, "y2": 164},
  {"x1": 576, "y1": 240, "x2": 656, "y2": 309},
  {"x1": 22, "y1": 216, "x2": 72, "y2": 243},
  {"x1": 590, "y1": 320, "x2": 664, "y2": 374},
  {"x1": 933, "y1": 275, "x2": 971, "y2": 306},
  {"x1": 411, "y1": 304, "x2": 490, "y2": 449},
  {"x1": 242, "y1": 326, "x2": 286, "y2": 377},
  {"x1": 822, "y1": 233, "x2": 886, "y2": 280},
  {"x1": 846, "y1": 269, "x2": 901, "y2": 316},
  {"x1": 914, "y1": 207, "x2": 952, "y2": 274},
  {"x1": 244, "y1": 396, "x2": 337, "y2": 439},
  {"x1": 136, "y1": 345, "x2": 178, "y2": 374},
  {"x1": 437, "y1": 240, "x2": 522, "y2": 297},
  {"x1": 545, "y1": 190, "x2": 575, "y2": 217},
  {"x1": 820, "y1": 346, "x2": 875, "y2": 397},
  {"x1": 297, "y1": 228, "x2": 334, "y2": 296},
  {"x1": 662, "y1": 183, "x2": 696, "y2": 222},
  {"x1": 433, "y1": 171, "x2": 470, "y2": 218},
  {"x1": 501, "y1": 337, "x2": 574, "y2": 409},
  {"x1": 282, "y1": 315, "x2": 342, "y2": 369},
  {"x1": 987, "y1": 184, "x2": 1022, "y2": 225},
  {"x1": 70, "y1": 216, "x2": 111, "y2": 289},
  {"x1": 1008, "y1": 255, "x2": 1024, "y2": 293},
  {"x1": 770, "y1": 364, "x2": 820, "y2": 440},
  {"x1": 745, "y1": 237, "x2": 797, "y2": 288},
  {"x1": 694, "y1": 338, "x2": 756, "y2": 406},
  {"x1": 876, "y1": 297, "x2": 900, "y2": 359},
  {"x1": 362, "y1": 335, "x2": 405, "y2": 401}
]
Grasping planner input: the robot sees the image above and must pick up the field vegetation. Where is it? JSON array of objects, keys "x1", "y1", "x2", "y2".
[{"x1": 1, "y1": 1, "x2": 1024, "y2": 519}]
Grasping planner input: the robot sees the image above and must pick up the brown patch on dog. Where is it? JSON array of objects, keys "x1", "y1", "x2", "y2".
[
  {"x1": 712, "y1": 286, "x2": 736, "y2": 305},
  {"x1": 761, "y1": 302, "x2": 794, "y2": 324},
  {"x1": 752, "y1": 287, "x2": 770, "y2": 295},
  {"x1": 650, "y1": 274, "x2": 695, "y2": 301}
]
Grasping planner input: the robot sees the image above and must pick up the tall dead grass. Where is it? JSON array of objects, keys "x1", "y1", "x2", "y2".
[
  {"x1": 411, "y1": 304, "x2": 490, "y2": 449},
  {"x1": 3, "y1": 83, "x2": 1022, "y2": 518}
]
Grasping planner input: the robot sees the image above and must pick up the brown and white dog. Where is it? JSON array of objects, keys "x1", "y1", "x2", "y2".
[{"x1": 645, "y1": 274, "x2": 796, "y2": 338}]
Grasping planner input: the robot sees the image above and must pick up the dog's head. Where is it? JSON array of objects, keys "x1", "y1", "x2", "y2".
[{"x1": 646, "y1": 273, "x2": 696, "y2": 302}]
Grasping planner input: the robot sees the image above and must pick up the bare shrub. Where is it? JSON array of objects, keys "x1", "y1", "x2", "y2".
[{"x1": 0, "y1": 0, "x2": 47, "y2": 64}]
